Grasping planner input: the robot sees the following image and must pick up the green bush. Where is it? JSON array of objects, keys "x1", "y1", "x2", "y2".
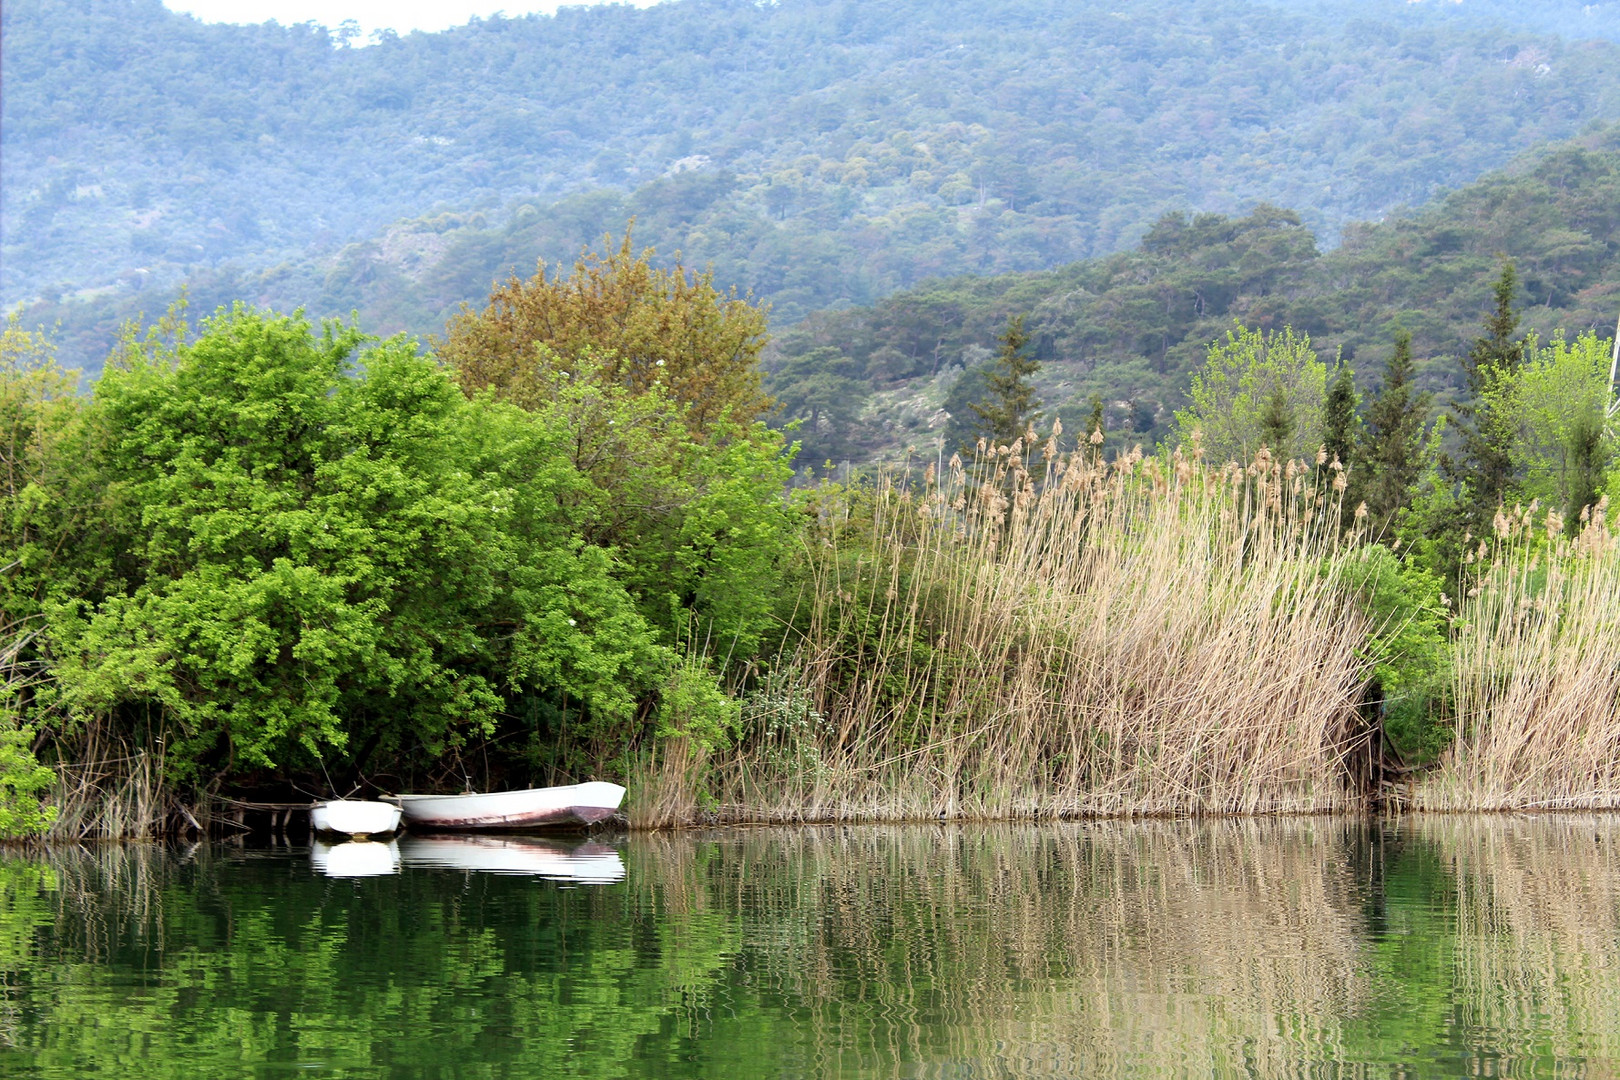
[{"x1": 1339, "y1": 545, "x2": 1454, "y2": 765}]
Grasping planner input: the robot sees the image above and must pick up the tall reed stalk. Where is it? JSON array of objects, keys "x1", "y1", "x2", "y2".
[
  {"x1": 1411, "y1": 502, "x2": 1620, "y2": 810},
  {"x1": 711, "y1": 437, "x2": 1373, "y2": 821}
]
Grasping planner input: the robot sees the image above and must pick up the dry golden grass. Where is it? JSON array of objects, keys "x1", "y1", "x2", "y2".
[
  {"x1": 707, "y1": 438, "x2": 1373, "y2": 822},
  {"x1": 1411, "y1": 503, "x2": 1620, "y2": 810},
  {"x1": 43, "y1": 724, "x2": 183, "y2": 840}
]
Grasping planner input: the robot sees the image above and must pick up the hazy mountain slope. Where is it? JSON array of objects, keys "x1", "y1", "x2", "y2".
[
  {"x1": 762, "y1": 128, "x2": 1620, "y2": 467},
  {"x1": 1265, "y1": 0, "x2": 1620, "y2": 43},
  {"x1": 9, "y1": 0, "x2": 1620, "y2": 376}
]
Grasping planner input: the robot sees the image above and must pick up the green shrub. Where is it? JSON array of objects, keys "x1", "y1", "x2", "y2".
[{"x1": 1339, "y1": 545, "x2": 1454, "y2": 764}]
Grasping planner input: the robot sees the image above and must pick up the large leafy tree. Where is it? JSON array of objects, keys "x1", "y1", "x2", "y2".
[
  {"x1": 1496, "y1": 330, "x2": 1616, "y2": 530},
  {"x1": 437, "y1": 231, "x2": 772, "y2": 436},
  {"x1": 1176, "y1": 324, "x2": 1327, "y2": 464},
  {"x1": 46, "y1": 309, "x2": 772, "y2": 787}
]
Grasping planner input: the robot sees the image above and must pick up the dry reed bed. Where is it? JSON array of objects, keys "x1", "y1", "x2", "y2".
[
  {"x1": 1411, "y1": 505, "x2": 1620, "y2": 811},
  {"x1": 689, "y1": 442, "x2": 1374, "y2": 825}
]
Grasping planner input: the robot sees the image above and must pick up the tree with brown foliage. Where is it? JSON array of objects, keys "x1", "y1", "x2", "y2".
[{"x1": 436, "y1": 230, "x2": 772, "y2": 435}]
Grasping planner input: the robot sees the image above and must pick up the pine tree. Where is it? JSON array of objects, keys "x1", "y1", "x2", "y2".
[
  {"x1": 1448, "y1": 261, "x2": 1522, "y2": 523},
  {"x1": 1359, "y1": 329, "x2": 1431, "y2": 537},
  {"x1": 1321, "y1": 356, "x2": 1359, "y2": 470},
  {"x1": 968, "y1": 315, "x2": 1041, "y2": 446}
]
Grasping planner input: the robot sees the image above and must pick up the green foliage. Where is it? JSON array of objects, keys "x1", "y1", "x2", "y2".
[
  {"x1": 0, "y1": 722, "x2": 55, "y2": 839},
  {"x1": 1338, "y1": 546, "x2": 1454, "y2": 765},
  {"x1": 966, "y1": 316, "x2": 1040, "y2": 446},
  {"x1": 35, "y1": 308, "x2": 794, "y2": 788},
  {"x1": 765, "y1": 346, "x2": 870, "y2": 467},
  {"x1": 655, "y1": 654, "x2": 742, "y2": 754},
  {"x1": 1359, "y1": 330, "x2": 1432, "y2": 538},
  {"x1": 1500, "y1": 330, "x2": 1617, "y2": 529},
  {"x1": 1449, "y1": 261, "x2": 1525, "y2": 524},
  {"x1": 0, "y1": 316, "x2": 87, "y2": 627},
  {"x1": 760, "y1": 131, "x2": 1620, "y2": 465},
  {"x1": 1176, "y1": 325, "x2": 1327, "y2": 463},
  {"x1": 1321, "y1": 358, "x2": 1360, "y2": 472},
  {"x1": 50, "y1": 309, "x2": 518, "y2": 776},
  {"x1": 18, "y1": 0, "x2": 1620, "y2": 375}
]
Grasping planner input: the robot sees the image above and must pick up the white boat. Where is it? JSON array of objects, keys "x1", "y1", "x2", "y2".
[
  {"x1": 310, "y1": 799, "x2": 403, "y2": 838},
  {"x1": 398, "y1": 835, "x2": 626, "y2": 883},
  {"x1": 310, "y1": 839, "x2": 401, "y2": 878},
  {"x1": 386, "y1": 781, "x2": 626, "y2": 830}
]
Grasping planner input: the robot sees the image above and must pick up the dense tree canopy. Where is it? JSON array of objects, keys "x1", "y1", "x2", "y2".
[
  {"x1": 438, "y1": 234, "x2": 771, "y2": 434},
  {"x1": 19, "y1": 307, "x2": 793, "y2": 792},
  {"x1": 763, "y1": 131, "x2": 1620, "y2": 464},
  {"x1": 11, "y1": 0, "x2": 1620, "y2": 375}
]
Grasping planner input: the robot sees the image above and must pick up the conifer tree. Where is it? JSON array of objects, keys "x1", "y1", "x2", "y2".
[
  {"x1": 968, "y1": 315, "x2": 1041, "y2": 446},
  {"x1": 1359, "y1": 329, "x2": 1431, "y2": 537},
  {"x1": 1259, "y1": 383, "x2": 1293, "y2": 452},
  {"x1": 1321, "y1": 356, "x2": 1359, "y2": 470},
  {"x1": 1448, "y1": 261, "x2": 1523, "y2": 523}
]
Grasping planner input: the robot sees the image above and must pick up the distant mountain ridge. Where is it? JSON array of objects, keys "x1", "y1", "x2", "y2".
[
  {"x1": 8, "y1": 0, "x2": 1620, "y2": 374},
  {"x1": 761, "y1": 128, "x2": 1620, "y2": 468}
]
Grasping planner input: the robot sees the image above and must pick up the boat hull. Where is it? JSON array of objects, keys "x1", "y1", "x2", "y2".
[
  {"x1": 310, "y1": 799, "x2": 403, "y2": 837},
  {"x1": 388, "y1": 781, "x2": 626, "y2": 830}
]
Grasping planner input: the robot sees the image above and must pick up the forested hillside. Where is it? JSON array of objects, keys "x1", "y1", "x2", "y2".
[
  {"x1": 9, "y1": 0, "x2": 1620, "y2": 373},
  {"x1": 764, "y1": 129, "x2": 1620, "y2": 467}
]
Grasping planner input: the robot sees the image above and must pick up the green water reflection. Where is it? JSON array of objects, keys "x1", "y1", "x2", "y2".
[{"x1": 1, "y1": 817, "x2": 1619, "y2": 1077}]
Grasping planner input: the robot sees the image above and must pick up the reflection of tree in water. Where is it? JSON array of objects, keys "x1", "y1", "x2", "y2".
[
  {"x1": 5, "y1": 820, "x2": 1620, "y2": 1076},
  {"x1": 0, "y1": 844, "x2": 735, "y2": 1078}
]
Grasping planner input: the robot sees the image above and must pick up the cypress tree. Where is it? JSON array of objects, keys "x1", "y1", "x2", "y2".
[
  {"x1": 1359, "y1": 329, "x2": 1431, "y2": 537},
  {"x1": 1321, "y1": 356, "x2": 1359, "y2": 470},
  {"x1": 1449, "y1": 261, "x2": 1523, "y2": 523},
  {"x1": 969, "y1": 315, "x2": 1041, "y2": 446}
]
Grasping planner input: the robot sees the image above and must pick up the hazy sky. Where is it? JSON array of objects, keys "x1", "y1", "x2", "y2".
[{"x1": 163, "y1": 1, "x2": 664, "y2": 37}]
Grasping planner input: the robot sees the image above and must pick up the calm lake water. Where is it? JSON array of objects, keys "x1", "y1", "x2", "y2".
[{"x1": 2, "y1": 816, "x2": 1619, "y2": 1077}]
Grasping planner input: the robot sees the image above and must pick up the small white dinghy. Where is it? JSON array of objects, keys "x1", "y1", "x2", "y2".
[
  {"x1": 310, "y1": 799, "x2": 403, "y2": 839},
  {"x1": 387, "y1": 781, "x2": 625, "y2": 830}
]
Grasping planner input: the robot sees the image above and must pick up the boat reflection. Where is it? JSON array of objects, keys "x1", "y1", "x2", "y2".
[
  {"x1": 310, "y1": 839, "x2": 402, "y2": 878},
  {"x1": 398, "y1": 835, "x2": 625, "y2": 883}
]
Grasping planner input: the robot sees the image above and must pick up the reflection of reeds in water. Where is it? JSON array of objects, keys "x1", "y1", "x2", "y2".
[
  {"x1": 1413, "y1": 813, "x2": 1620, "y2": 1066},
  {"x1": 17, "y1": 843, "x2": 177, "y2": 959},
  {"x1": 1412, "y1": 521, "x2": 1620, "y2": 811},
  {"x1": 701, "y1": 445, "x2": 1372, "y2": 825},
  {"x1": 630, "y1": 820, "x2": 1371, "y2": 1077}
]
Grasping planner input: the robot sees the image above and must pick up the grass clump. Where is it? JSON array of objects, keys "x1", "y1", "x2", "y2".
[
  {"x1": 707, "y1": 436, "x2": 1376, "y2": 821},
  {"x1": 1411, "y1": 499, "x2": 1620, "y2": 810}
]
